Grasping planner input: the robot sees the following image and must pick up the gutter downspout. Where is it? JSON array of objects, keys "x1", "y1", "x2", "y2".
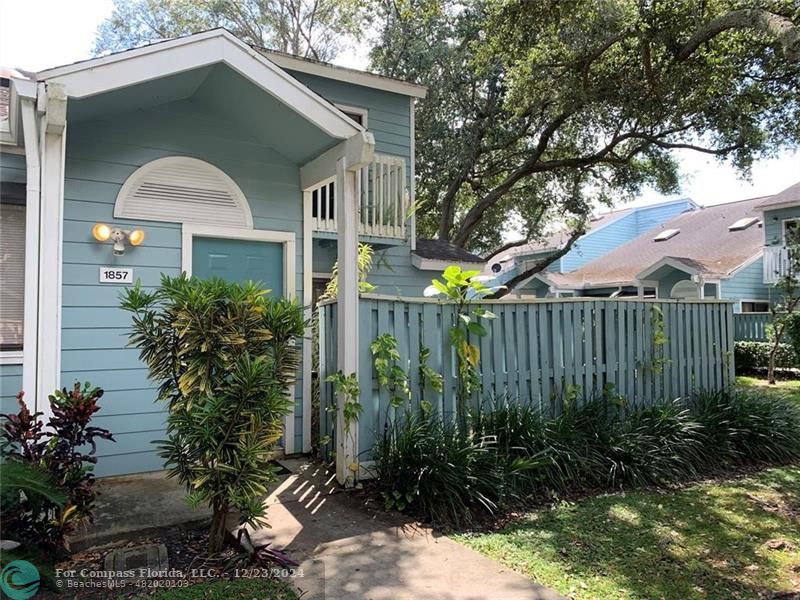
[{"x1": 16, "y1": 79, "x2": 41, "y2": 407}]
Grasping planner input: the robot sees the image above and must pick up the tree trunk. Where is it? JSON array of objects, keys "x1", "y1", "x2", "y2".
[
  {"x1": 208, "y1": 504, "x2": 229, "y2": 554},
  {"x1": 767, "y1": 343, "x2": 778, "y2": 385}
]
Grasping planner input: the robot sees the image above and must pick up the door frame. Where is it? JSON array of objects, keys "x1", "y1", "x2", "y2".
[
  {"x1": 181, "y1": 223, "x2": 298, "y2": 449},
  {"x1": 181, "y1": 224, "x2": 296, "y2": 298}
]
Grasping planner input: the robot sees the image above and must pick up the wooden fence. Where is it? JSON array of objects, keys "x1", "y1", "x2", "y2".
[
  {"x1": 733, "y1": 313, "x2": 770, "y2": 341},
  {"x1": 319, "y1": 296, "x2": 735, "y2": 456}
]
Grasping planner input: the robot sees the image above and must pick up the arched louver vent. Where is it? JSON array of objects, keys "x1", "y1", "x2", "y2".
[{"x1": 114, "y1": 157, "x2": 253, "y2": 228}]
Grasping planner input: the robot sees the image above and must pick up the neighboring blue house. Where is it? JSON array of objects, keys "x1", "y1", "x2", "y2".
[
  {"x1": 490, "y1": 198, "x2": 697, "y2": 288},
  {"x1": 512, "y1": 182, "x2": 800, "y2": 310},
  {"x1": 0, "y1": 31, "x2": 481, "y2": 477}
]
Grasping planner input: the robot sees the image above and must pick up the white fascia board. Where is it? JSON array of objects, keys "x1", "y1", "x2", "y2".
[
  {"x1": 38, "y1": 30, "x2": 360, "y2": 140},
  {"x1": 635, "y1": 257, "x2": 700, "y2": 280},
  {"x1": 300, "y1": 131, "x2": 375, "y2": 189},
  {"x1": 758, "y1": 200, "x2": 800, "y2": 212},
  {"x1": 724, "y1": 251, "x2": 763, "y2": 278},
  {"x1": 411, "y1": 254, "x2": 485, "y2": 272},
  {"x1": 263, "y1": 51, "x2": 428, "y2": 99}
]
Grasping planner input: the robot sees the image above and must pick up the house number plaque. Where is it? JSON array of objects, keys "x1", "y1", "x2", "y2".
[{"x1": 99, "y1": 267, "x2": 134, "y2": 284}]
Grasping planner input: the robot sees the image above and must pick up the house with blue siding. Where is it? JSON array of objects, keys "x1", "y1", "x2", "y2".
[
  {"x1": 0, "y1": 30, "x2": 481, "y2": 478},
  {"x1": 517, "y1": 182, "x2": 800, "y2": 309},
  {"x1": 490, "y1": 198, "x2": 697, "y2": 288}
]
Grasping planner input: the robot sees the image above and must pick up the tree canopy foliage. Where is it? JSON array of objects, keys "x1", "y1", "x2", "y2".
[
  {"x1": 370, "y1": 0, "x2": 800, "y2": 272},
  {"x1": 94, "y1": 0, "x2": 366, "y2": 60}
]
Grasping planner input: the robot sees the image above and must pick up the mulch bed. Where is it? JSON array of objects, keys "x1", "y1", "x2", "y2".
[{"x1": 39, "y1": 524, "x2": 249, "y2": 599}]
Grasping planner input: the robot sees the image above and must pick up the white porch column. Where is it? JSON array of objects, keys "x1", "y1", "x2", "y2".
[
  {"x1": 36, "y1": 83, "x2": 67, "y2": 419},
  {"x1": 335, "y1": 156, "x2": 359, "y2": 486}
]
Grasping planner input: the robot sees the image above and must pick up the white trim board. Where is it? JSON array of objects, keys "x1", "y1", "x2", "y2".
[
  {"x1": 263, "y1": 50, "x2": 427, "y2": 98},
  {"x1": 334, "y1": 104, "x2": 368, "y2": 129},
  {"x1": 181, "y1": 223, "x2": 298, "y2": 449},
  {"x1": 411, "y1": 253, "x2": 486, "y2": 272},
  {"x1": 0, "y1": 351, "x2": 23, "y2": 366},
  {"x1": 38, "y1": 30, "x2": 361, "y2": 141},
  {"x1": 180, "y1": 224, "x2": 296, "y2": 295}
]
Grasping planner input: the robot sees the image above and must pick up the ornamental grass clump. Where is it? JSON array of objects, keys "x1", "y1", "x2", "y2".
[
  {"x1": 373, "y1": 388, "x2": 800, "y2": 527},
  {"x1": 121, "y1": 274, "x2": 305, "y2": 553}
]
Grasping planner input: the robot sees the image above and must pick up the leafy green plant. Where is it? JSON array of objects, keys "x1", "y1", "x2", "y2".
[
  {"x1": 767, "y1": 227, "x2": 800, "y2": 382},
  {"x1": 1, "y1": 385, "x2": 113, "y2": 556},
  {"x1": 321, "y1": 242, "x2": 376, "y2": 301},
  {"x1": 120, "y1": 275, "x2": 305, "y2": 553},
  {"x1": 734, "y1": 340, "x2": 798, "y2": 372},
  {"x1": 782, "y1": 311, "x2": 800, "y2": 357},
  {"x1": 371, "y1": 409, "x2": 521, "y2": 527},
  {"x1": 326, "y1": 371, "x2": 362, "y2": 485},
  {"x1": 370, "y1": 334, "x2": 410, "y2": 409},
  {"x1": 424, "y1": 266, "x2": 502, "y2": 434},
  {"x1": 374, "y1": 386, "x2": 800, "y2": 525},
  {"x1": 690, "y1": 389, "x2": 800, "y2": 467},
  {"x1": 418, "y1": 345, "x2": 443, "y2": 411},
  {"x1": 0, "y1": 462, "x2": 67, "y2": 590}
]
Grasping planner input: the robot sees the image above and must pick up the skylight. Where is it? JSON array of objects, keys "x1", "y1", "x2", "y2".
[
  {"x1": 728, "y1": 217, "x2": 759, "y2": 231},
  {"x1": 653, "y1": 228, "x2": 680, "y2": 242}
]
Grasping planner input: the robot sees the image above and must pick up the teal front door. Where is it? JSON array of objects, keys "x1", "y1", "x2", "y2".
[{"x1": 192, "y1": 237, "x2": 285, "y2": 297}]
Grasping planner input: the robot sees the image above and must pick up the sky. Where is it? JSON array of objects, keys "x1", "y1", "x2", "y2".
[{"x1": 1, "y1": 0, "x2": 797, "y2": 210}]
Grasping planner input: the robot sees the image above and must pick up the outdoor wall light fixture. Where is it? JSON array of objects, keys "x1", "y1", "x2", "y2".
[{"x1": 92, "y1": 223, "x2": 145, "y2": 256}]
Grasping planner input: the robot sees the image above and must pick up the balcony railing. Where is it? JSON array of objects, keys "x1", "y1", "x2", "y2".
[
  {"x1": 311, "y1": 154, "x2": 408, "y2": 239},
  {"x1": 763, "y1": 246, "x2": 797, "y2": 284}
]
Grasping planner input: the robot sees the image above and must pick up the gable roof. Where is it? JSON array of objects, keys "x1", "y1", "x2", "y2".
[
  {"x1": 755, "y1": 180, "x2": 800, "y2": 211},
  {"x1": 508, "y1": 197, "x2": 696, "y2": 257},
  {"x1": 261, "y1": 49, "x2": 427, "y2": 98},
  {"x1": 414, "y1": 238, "x2": 485, "y2": 263},
  {"x1": 35, "y1": 29, "x2": 361, "y2": 142},
  {"x1": 546, "y1": 194, "x2": 768, "y2": 289}
]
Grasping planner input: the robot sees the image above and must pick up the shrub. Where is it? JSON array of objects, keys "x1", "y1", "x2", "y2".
[
  {"x1": 371, "y1": 408, "x2": 536, "y2": 527},
  {"x1": 734, "y1": 340, "x2": 798, "y2": 372},
  {"x1": 784, "y1": 311, "x2": 800, "y2": 357},
  {"x1": 1, "y1": 384, "x2": 113, "y2": 557},
  {"x1": 690, "y1": 389, "x2": 800, "y2": 466},
  {"x1": 373, "y1": 389, "x2": 800, "y2": 526},
  {"x1": 121, "y1": 275, "x2": 305, "y2": 553}
]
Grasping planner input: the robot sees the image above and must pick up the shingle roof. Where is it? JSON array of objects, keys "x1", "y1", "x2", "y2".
[
  {"x1": 755, "y1": 180, "x2": 800, "y2": 210},
  {"x1": 545, "y1": 193, "x2": 772, "y2": 288},
  {"x1": 509, "y1": 207, "x2": 635, "y2": 256},
  {"x1": 414, "y1": 238, "x2": 485, "y2": 263}
]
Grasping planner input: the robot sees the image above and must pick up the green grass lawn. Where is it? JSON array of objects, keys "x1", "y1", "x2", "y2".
[
  {"x1": 456, "y1": 466, "x2": 800, "y2": 600},
  {"x1": 141, "y1": 578, "x2": 298, "y2": 599},
  {"x1": 737, "y1": 375, "x2": 800, "y2": 405}
]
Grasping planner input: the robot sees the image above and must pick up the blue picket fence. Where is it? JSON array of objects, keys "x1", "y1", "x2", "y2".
[
  {"x1": 733, "y1": 313, "x2": 770, "y2": 341},
  {"x1": 319, "y1": 296, "x2": 736, "y2": 456}
]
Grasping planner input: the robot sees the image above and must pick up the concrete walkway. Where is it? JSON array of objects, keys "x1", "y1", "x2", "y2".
[{"x1": 236, "y1": 460, "x2": 564, "y2": 600}]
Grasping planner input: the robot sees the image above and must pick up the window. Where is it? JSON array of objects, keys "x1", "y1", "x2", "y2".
[
  {"x1": 0, "y1": 182, "x2": 26, "y2": 351},
  {"x1": 741, "y1": 301, "x2": 770, "y2": 313},
  {"x1": 334, "y1": 104, "x2": 368, "y2": 128},
  {"x1": 653, "y1": 228, "x2": 680, "y2": 242},
  {"x1": 784, "y1": 219, "x2": 799, "y2": 245}
]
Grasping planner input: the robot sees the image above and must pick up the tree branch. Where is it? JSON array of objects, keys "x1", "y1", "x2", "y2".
[
  {"x1": 675, "y1": 8, "x2": 800, "y2": 62},
  {"x1": 451, "y1": 111, "x2": 573, "y2": 246},
  {"x1": 490, "y1": 227, "x2": 585, "y2": 299}
]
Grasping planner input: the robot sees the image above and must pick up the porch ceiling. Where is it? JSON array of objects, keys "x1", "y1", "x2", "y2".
[{"x1": 67, "y1": 64, "x2": 341, "y2": 165}]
